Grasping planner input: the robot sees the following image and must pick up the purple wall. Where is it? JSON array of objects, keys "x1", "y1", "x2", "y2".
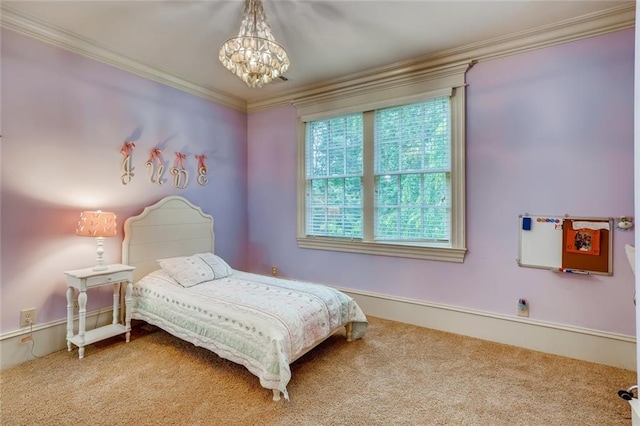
[
  {"x1": 247, "y1": 29, "x2": 635, "y2": 336},
  {"x1": 1, "y1": 26, "x2": 634, "y2": 338},
  {"x1": 1, "y1": 30, "x2": 248, "y2": 333}
]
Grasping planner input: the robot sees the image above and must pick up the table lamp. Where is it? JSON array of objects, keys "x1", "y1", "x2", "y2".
[{"x1": 76, "y1": 210, "x2": 117, "y2": 271}]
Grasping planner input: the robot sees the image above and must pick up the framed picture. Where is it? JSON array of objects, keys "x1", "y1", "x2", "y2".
[{"x1": 566, "y1": 228, "x2": 600, "y2": 256}]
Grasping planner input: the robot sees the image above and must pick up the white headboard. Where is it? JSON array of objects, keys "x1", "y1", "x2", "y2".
[{"x1": 122, "y1": 196, "x2": 214, "y2": 282}]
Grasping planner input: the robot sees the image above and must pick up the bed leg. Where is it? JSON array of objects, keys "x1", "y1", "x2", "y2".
[
  {"x1": 345, "y1": 322, "x2": 353, "y2": 342},
  {"x1": 272, "y1": 389, "x2": 281, "y2": 401}
]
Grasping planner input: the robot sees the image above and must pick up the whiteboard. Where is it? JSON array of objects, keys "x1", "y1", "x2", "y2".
[
  {"x1": 518, "y1": 215, "x2": 564, "y2": 270},
  {"x1": 517, "y1": 214, "x2": 613, "y2": 274}
]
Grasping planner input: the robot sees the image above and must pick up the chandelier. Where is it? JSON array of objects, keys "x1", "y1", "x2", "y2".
[{"x1": 219, "y1": 0, "x2": 290, "y2": 88}]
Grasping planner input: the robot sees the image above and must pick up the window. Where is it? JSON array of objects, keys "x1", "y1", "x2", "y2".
[
  {"x1": 306, "y1": 114, "x2": 363, "y2": 238},
  {"x1": 374, "y1": 98, "x2": 450, "y2": 243},
  {"x1": 295, "y1": 64, "x2": 469, "y2": 262}
]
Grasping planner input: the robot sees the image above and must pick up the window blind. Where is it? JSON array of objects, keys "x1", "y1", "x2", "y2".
[
  {"x1": 374, "y1": 97, "x2": 451, "y2": 241},
  {"x1": 305, "y1": 113, "x2": 364, "y2": 237}
]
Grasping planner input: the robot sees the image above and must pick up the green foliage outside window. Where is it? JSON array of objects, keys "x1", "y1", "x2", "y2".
[
  {"x1": 306, "y1": 114, "x2": 363, "y2": 238},
  {"x1": 306, "y1": 97, "x2": 451, "y2": 243}
]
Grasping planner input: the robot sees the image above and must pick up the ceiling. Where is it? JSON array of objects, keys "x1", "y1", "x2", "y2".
[{"x1": 2, "y1": 0, "x2": 635, "y2": 107}]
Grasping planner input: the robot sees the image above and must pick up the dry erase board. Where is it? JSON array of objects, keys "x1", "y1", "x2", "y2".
[{"x1": 517, "y1": 215, "x2": 613, "y2": 275}]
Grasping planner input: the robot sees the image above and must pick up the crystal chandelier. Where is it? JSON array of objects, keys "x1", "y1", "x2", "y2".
[{"x1": 219, "y1": 0, "x2": 290, "y2": 88}]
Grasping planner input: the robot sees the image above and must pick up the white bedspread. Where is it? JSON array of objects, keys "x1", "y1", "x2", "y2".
[{"x1": 131, "y1": 270, "x2": 368, "y2": 400}]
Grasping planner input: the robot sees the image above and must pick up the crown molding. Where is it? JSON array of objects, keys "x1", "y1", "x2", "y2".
[
  {"x1": 248, "y1": 3, "x2": 635, "y2": 112},
  {"x1": 0, "y1": 5, "x2": 247, "y2": 112},
  {"x1": 1, "y1": 4, "x2": 634, "y2": 115},
  {"x1": 290, "y1": 59, "x2": 474, "y2": 112}
]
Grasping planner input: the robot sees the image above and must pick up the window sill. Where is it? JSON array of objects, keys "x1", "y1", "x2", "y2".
[{"x1": 297, "y1": 236, "x2": 467, "y2": 263}]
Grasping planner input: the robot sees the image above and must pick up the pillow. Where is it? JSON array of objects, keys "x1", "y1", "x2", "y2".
[{"x1": 157, "y1": 253, "x2": 233, "y2": 287}]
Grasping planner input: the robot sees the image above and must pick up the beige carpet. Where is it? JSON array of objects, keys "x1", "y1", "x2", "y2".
[{"x1": 0, "y1": 316, "x2": 634, "y2": 425}]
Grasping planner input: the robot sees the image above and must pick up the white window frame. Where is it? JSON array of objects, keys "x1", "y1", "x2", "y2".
[{"x1": 294, "y1": 61, "x2": 471, "y2": 262}]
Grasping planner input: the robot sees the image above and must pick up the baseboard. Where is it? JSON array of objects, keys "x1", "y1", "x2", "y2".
[
  {"x1": 2, "y1": 294, "x2": 636, "y2": 371},
  {"x1": 631, "y1": 400, "x2": 640, "y2": 426},
  {"x1": 339, "y1": 288, "x2": 637, "y2": 371},
  {"x1": 0, "y1": 308, "x2": 116, "y2": 369}
]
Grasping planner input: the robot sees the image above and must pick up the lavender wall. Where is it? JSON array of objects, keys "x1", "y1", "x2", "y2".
[
  {"x1": 1, "y1": 30, "x2": 248, "y2": 333},
  {"x1": 247, "y1": 29, "x2": 635, "y2": 336}
]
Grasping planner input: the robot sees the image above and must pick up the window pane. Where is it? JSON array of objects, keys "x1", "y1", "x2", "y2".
[
  {"x1": 327, "y1": 210, "x2": 343, "y2": 236},
  {"x1": 305, "y1": 114, "x2": 364, "y2": 238},
  {"x1": 377, "y1": 109, "x2": 401, "y2": 141},
  {"x1": 345, "y1": 177, "x2": 362, "y2": 204},
  {"x1": 376, "y1": 207, "x2": 398, "y2": 239},
  {"x1": 310, "y1": 179, "x2": 327, "y2": 205},
  {"x1": 375, "y1": 97, "x2": 450, "y2": 173},
  {"x1": 374, "y1": 97, "x2": 451, "y2": 242},
  {"x1": 376, "y1": 175, "x2": 399, "y2": 206},
  {"x1": 378, "y1": 142, "x2": 399, "y2": 173},
  {"x1": 423, "y1": 173, "x2": 449, "y2": 206},
  {"x1": 400, "y1": 139, "x2": 422, "y2": 171},
  {"x1": 328, "y1": 148, "x2": 345, "y2": 176},
  {"x1": 311, "y1": 151, "x2": 327, "y2": 177},
  {"x1": 310, "y1": 122, "x2": 328, "y2": 152},
  {"x1": 400, "y1": 208, "x2": 421, "y2": 239},
  {"x1": 306, "y1": 113, "x2": 363, "y2": 178},
  {"x1": 423, "y1": 207, "x2": 449, "y2": 240},
  {"x1": 309, "y1": 207, "x2": 327, "y2": 235},
  {"x1": 400, "y1": 174, "x2": 421, "y2": 205},
  {"x1": 327, "y1": 178, "x2": 345, "y2": 206},
  {"x1": 343, "y1": 208, "x2": 362, "y2": 238},
  {"x1": 346, "y1": 147, "x2": 362, "y2": 174},
  {"x1": 318, "y1": 205, "x2": 363, "y2": 238},
  {"x1": 306, "y1": 177, "x2": 363, "y2": 238}
]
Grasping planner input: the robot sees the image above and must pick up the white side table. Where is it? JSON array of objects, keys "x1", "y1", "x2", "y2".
[{"x1": 64, "y1": 264, "x2": 135, "y2": 359}]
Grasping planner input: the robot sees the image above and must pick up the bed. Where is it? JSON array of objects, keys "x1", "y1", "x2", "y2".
[{"x1": 122, "y1": 195, "x2": 368, "y2": 401}]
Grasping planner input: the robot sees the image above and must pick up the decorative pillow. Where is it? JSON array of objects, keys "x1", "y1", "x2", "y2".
[
  {"x1": 197, "y1": 252, "x2": 233, "y2": 279},
  {"x1": 157, "y1": 253, "x2": 233, "y2": 287}
]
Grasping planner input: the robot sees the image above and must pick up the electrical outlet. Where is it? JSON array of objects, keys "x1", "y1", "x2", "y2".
[
  {"x1": 271, "y1": 266, "x2": 278, "y2": 276},
  {"x1": 20, "y1": 308, "x2": 36, "y2": 327},
  {"x1": 517, "y1": 299, "x2": 529, "y2": 317}
]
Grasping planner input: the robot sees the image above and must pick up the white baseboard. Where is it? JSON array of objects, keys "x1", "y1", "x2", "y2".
[
  {"x1": 339, "y1": 288, "x2": 637, "y2": 371},
  {"x1": 631, "y1": 400, "x2": 640, "y2": 426},
  {"x1": 2, "y1": 294, "x2": 636, "y2": 372},
  {"x1": 0, "y1": 309, "x2": 116, "y2": 369}
]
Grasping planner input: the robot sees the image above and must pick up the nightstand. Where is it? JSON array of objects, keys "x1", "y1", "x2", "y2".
[{"x1": 64, "y1": 264, "x2": 135, "y2": 359}]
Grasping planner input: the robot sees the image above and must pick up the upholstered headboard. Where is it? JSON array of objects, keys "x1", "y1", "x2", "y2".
[{"x1": 122, "y1": 196, "x2": 214, "y2": 282}]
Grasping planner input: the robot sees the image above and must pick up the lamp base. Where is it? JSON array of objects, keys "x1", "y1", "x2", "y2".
[
  {"x1": 92, "y1": 264, "x2": 109, "y2": 271},
  {"x1": 93, "y1": 237, "x2": 108, "y2": 271}
]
